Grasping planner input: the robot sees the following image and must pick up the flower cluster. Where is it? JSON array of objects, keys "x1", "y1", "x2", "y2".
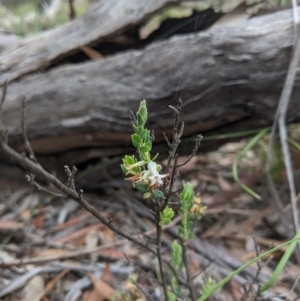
[
  {"x1": 121, "y1": 101, "x2": 169, "y2": 200},
  {"x1": 126, "y1": 161, "x2": 169, "y2": 198},
  {"x1": 190, "y1": 196, "x2": 207, "y2": 217}
]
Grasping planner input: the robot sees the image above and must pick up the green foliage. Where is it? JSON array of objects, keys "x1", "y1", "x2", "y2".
[
  {"x1": 197, "y1": 232, "x2": 300, "y2": 300},
  {"x1": 232, "y1": 128, "x2": 269, "y2": 199},
  {"x1": 152, "y1": 189, "x2": 164, "y2": 199},
  {"x1": 121, "y1": 100, "x2": 167, "y2": 200},
  {"x1": 131, "y1": 100, "x2": 153, "y2": 163},
  {"x1": 179, "y1": 182, "x2": 195, "y2": 240},
  {"x1": 168, "y1": 240, "x2": 183, "y2": 301},
  {"x1": 180, "y1": 182, "x2": 194, "y2": 206},
  {"x1": 1, "y1": 1, "x2": 90, "y2": 36},
  {"x1": 201, "y1": 277, "x2": 216, "y2": 295},
  {"x1": 171, "y1": 240, "x2": 183, "y2": 269},
  {"x1": 159, "y1": 206, "x2": 174, "y2": 226},
  {"x1": 134, "y1": 182, "x2": 149, "y2": 193},
  {"x1": 121, "y1": 155, "x2": 143, "y2": 175}
]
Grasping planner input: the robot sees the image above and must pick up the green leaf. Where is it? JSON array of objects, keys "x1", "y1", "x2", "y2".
[
  {"x1": 137, "y1": 112, "x2": 146, "y2": 127},
  {"x1": 145, "y1": 140, "x2": 152, "y2": 150},
  {"x1": 132, "y1": 125, "x2": 139, "y2": 135},
  {"x1": 142, "y1": 129, "x2": 150, "y2": 141},
  {"x1": 131, "y1": 134, "x2": 142, "y2": 147},
  {"x1": 197, "y1": 232, "x2": 300, "y2": 301},
  {"x1": 139, "y1": 145, "x2": 151, "y2": 153},
  {"x1": 152, "y1": 190, "x2": 164, "y2": 199},
  {"x1": 140, "y1": 152, "x2": 147, "y2": 162},
  {"x1": 120, "y1": 164, "x2": 127, "y2": 174},
  {"x1": 159, "y1": 206, "x2": 174, "y2": 226},
  {"x1": 134, "y1": 182, "x2": 149, "y2": 193},
  {"x1": 180, "y1": 182, "x2": 194, "y2": 204},
  {"x1": 139, "y1": 105, "x2": 147, "y2": 120},
  {"x1": 178, "y1": 226, "x2": 184, "y2": 235},
  {"x1": 152, "y1": 153, "x2": 159, "y2": 161},
  {"x1": 160, "y1": 218, "x2": 171, "y2": 226},
  {"x1": 143, "y1": 192, "x2": 152, "y2": 199},
  {"x1": 124, "y1": 155, "x2": 135, "y2": 165},
  {"x1": 171, "y1": 240, "x2": 183, "y2": 268},
  {"x1": 137, "y1": 126, "x2": 145, "y2": 137}
]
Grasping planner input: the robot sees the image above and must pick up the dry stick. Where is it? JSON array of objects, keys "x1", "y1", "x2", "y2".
[
  {"x1": 176, "y1": 134, "x2": 202, "y2": 168},
  {"x1": 266, "y1": 18, "x2": 300, "y2": 260},
  {"x1": 162, "y1": 154, "x2": 178, "y2": 211},
  {"x1": 161, "y1": 98, "x2": 201, "y2": 300},
  {"x1": 0, "y1": 239, "x2": 127, "y2": 268},
  {"x1": 0, "y1": 217, "x2": 181, "y2": 268},
  {"x1": 0, "y1": 139, "x2": 155, "y2": 255},
  {"x1": 155, "y1": 210, "x2": 169, "y2": 301},
  {"x1": 278, "y1": 26, "x2": 300, "y2": 243},
  {"x1": 277, "y1": 34, "x2": 300, "y2": 232},
  {"x1": 156, "y1": 100, "x2": 185, "y2": 301},
  {"x1": 29, "y1": 177, "x2": 65, "y2": 198},
  {"x1": 153, "y1": 99, "x2": 183, "y2": 301},
  {"x1": 1, "y1": 98, "x2": 155, "y2": 253},
  {"x1": 170, "y1": 98, "x2": 182, "y2": 140},
  {"x1": 242, "y1": 236, "x2": 263, "y2": 300}
]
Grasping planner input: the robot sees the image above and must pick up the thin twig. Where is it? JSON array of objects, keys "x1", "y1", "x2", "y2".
[
  {"x1": 65, "y1": 165, "x2": 77, "y2": 191},
  {"x1": 0, "y1": 239, "x2": 128, "y2": 268},
  {"x1": 178, "y1": 122, "x2": 184, "y2": 139},
  {"x1": 243, "y1": 236, "x2": 262, "y2": 300},
  {"x1": 155, "y1": 202, "x2": 169, "y2": 301},
  {"x1": 162, "y1": 132, "x2": 172, "y2": 148},
  {"x1": 277, "y1": 23, "x2": 300, "y2": 255},
  {"x1": 130, "y1": 111, "x2": 137, "y2": 123},
  {"x1": 162, "y1": 154, "x2": 178, "y2": 211},
  {"x1": 176, "y1": 135, "x2": 202, "y2": 168},
  {"x1": 169, "y1": 186, "x2": 183, "y2": 196},
  {"x1": 28, "y1": 176, "x2": 66, "y2": 198},
  {"x1": 0, "y1": 220, "x2": 181, "y2": 268},
  {"x1": 169, "y1": 98, "x2": 182, "y2": 139},
  {"x1": 0, "y1": 139, "x2": 156, "y2": 254},
  {"x1": 267, "y1": 7, "x2": 300, "y2": 260}
]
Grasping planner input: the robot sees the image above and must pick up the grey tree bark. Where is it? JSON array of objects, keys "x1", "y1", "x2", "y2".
[{"x1": 1, "y1": 8, "x2": 299, "y2": 156}]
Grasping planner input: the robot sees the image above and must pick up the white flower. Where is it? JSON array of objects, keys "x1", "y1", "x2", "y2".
[{"x1": 147, "y1": 162, "x2": 168, "y2": 186}]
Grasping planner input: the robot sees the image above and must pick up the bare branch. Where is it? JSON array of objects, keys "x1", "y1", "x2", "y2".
[
  {"x1": 162, "y1": 132, "x2": 172, "y2": 148},
  {"x1": 267, "y1": 4, "x2": 300, "y2": 261},
  {"x1": 0, "y1": 138, "x2": 156, "y2": 254},
  {"x1": 176, "y1": 134, "x2": 202, "y2": 168},
  {"x1": 64, "y1": 165, "x2": 77, "y2": 191},
  {"x1": 169, "y1": 98, "x2": 182, "y2": 144},
  {"x1": 26, "y1": 175, "x2": 66, "y2": 198}
]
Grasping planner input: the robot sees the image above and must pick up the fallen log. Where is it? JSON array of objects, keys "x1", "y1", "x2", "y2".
[
  {"x1": 0, "y1": 0, "x2": 179, "y2": 85},
  {"x1": 1, "y1": 8, "x2": 299, "y2": 156}
]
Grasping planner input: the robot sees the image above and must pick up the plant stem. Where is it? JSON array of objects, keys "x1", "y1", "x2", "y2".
[
  {"x1": 156, "y1": 217, "x2": 169, "y2": 301},
  {"x1": 182, "y1": 242, "x2": 196, "y2": 301}
]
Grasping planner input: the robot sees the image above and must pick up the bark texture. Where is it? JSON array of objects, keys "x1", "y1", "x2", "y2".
[{"x1": 2, "y1": 8, "x2": 299, "y2": 155}]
